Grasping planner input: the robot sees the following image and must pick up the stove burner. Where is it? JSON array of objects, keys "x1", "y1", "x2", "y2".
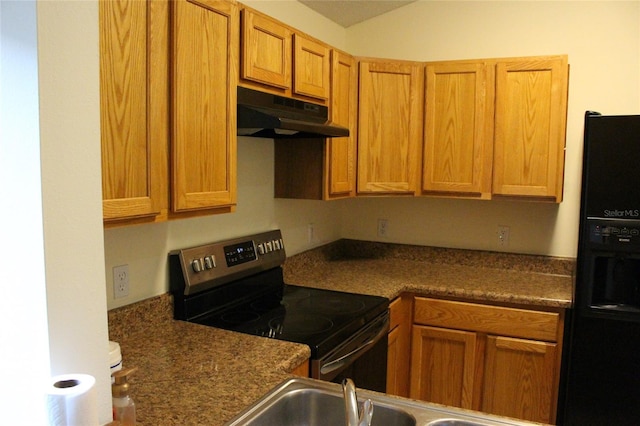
[
  {"x1": 285, "y1": 289, "x2": 312, "y2": 300},
  {"x1": 220, "y1": 311, "x2": 260, "y2": 325},
  {"x1": 250, "y1": 296, "x2": 283, "y2": 313},
  {"x1": 268, "y1": 314, "x2": 334, "y2": 336}
]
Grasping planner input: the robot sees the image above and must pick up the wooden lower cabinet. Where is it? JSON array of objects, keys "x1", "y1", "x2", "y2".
[
  {"x1": 482, "y1": 335, "x2": 557, "y2": 422},
  {"x1": 410, "y1": 297, "x2": 564, "y2": 424},
  {"x1": 410, "y1": 325, "x2": 478, "y2": 409},
  {"x1": 387, "y1": 295, "x2": 412, "y2": 397},
  {"x1": 291, "y1": 360, "x2": 310, "y2": 377}
]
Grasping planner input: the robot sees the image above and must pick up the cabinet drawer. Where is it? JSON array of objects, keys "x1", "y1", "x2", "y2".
[{"x1": 414, "y1": 297, "x2": 559, "y2": 342}]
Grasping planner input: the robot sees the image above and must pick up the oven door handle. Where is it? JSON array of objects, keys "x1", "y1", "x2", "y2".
[{"x1": 320, "y1": 314, "x2": 389, "y2": 375}]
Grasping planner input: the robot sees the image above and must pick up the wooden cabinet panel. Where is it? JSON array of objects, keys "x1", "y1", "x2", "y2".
[
  {"x1": 387, "y1": 296, "x2": 412, "y2": 397},
  {"x1": 387, "y1": 325, "x2": 402, "y2": 395},
  {"x1": 291, "y1": 360, "x2": 310, "y2": 377},
  {"x1": 414, "y1": 297, "x2": 559, "y2": 342},
  {"x1": 493, "y1": 56, "x2": 568, "y2": 202},
  {"x1": 293, "y1": 34, "x2": 330, "y2": 100},
  {"x1": 410, "y1": 325, "x2": 477, "y2": 409},
  {"x1": 274, "y1": 139, "x2": 324, "y2": 199},
  {"x1": 100, "y1": 0, "x2": 168, "y2": 222},
  {"x1": 483, "y1": 336, "x2": 557, "y2": 424},
  {"x1": 389, "y1": 295, "x2": 407, "y2": 330},
  {"x1": 241, "y1": 9, "x2": 291, "y2": 90},
  {"x1": 423, "y1": 61, "x2": 493, "y2": 197},
  {"x1": 357, "y1": 60, "x2": 424, "y2": 194},
  {"x1": 171, "y1": 0, "x2": 238, "y2": 212},
  {"x1": 326, "y1": 50, "x2": 357, "y2": 198}
]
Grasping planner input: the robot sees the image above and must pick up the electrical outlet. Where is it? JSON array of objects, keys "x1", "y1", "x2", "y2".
[
  {"x1": 113, "y1": 264, "x2": 129, "y2": 299},
  {"x1": 307, "y1": 223, "x2": 315, "y2": 244},
  {"x1": 497, "y1": 225, "x2": 510, "y2": 247},
  {"x1": 377, "y1": 219, "x2": 388, "y2": 237}
]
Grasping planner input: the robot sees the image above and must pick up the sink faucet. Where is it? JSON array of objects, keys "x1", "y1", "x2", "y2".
[{"x1": 341, "y1": 378, "x2": 373, "y2": 426}]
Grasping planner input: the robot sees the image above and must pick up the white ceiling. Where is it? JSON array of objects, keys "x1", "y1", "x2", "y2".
[{"x1": 299, "y1": 0, "x2": 417, "y2": 28}]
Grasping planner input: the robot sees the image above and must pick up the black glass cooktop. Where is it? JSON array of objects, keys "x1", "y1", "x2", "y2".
[{"x1": 184, "y1": 268, "x2": 388, "y2": 359}]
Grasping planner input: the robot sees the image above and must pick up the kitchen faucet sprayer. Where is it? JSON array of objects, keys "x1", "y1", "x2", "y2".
[{"x1": 342, "y1": 378, "x2": 373, "y2": 426}]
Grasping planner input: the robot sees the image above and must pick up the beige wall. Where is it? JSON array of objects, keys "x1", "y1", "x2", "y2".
[
  {"x1": 2, "y1": 1, "x2": 51, "y2": 423},
  {"x1": 37, "y1": 1, "x2": 112, "y2": 422},
  {"x1": 104, "y1": 1, "x2": 640, "y2": 313},
  {"x1": 104, "y1": 138, "x2": 344, "y2": 309}
]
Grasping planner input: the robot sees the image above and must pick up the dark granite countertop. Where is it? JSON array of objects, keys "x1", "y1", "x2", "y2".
[
  {"x1": 283, "y1": 240, "x2": 574, "y2": 309},
  {"x1": 108, "y1": 294, "x2": 310, "y2": 426},
  {"x1": 107, "y1": 240, "x2": 574, "y2": 425}
]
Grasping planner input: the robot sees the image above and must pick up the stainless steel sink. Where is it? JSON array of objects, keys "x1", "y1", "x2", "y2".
[
  {"x1": 225, "y1": 378, "x2": 542, "y2": 426},
  {"x1": 230, "y1": 387, "x2": 415, "y2": 425}
]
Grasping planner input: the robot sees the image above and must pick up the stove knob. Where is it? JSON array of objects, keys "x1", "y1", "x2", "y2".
[
  {"x1": 273, "y1": 239, "x2": 281, "y2": 250},
  {"x1": 191, "y1": 258, "x2": 203, "y2": 273},
  {"x1": 204, "y1": 255, "x2": 216, "y2": 269},
  {"x1": 257, "y1": 243, "x2": 265, "y2": 255},
  {"x1": 265, "y1": 241, "x2": 273, "y2": 252}
]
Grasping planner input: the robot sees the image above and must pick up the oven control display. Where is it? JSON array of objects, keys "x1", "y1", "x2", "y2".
[{"x1": 224, "y1": 241, "x2": 257, "y2": 267}]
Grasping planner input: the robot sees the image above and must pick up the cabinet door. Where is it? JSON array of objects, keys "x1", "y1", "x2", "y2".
[
  {"x1": 293, "y1": 34, "x2": 330, "y2": 100},
  {"x1": 387, "y1": 296, "x2": 412, "y2": 397},
  {"x1": 241, "y1": 9, "x2": 291, "y2": 90},
  {"x1": 423, "y1": 62, "x2": 493, "y2": 198},
  {"x1": 482, "y1": 336, "x2": 558, "y2": 424},
  {"x1": 326, "y1": 50, "x2": 357, "y2": 198},
  {"x1": 171, "y1": 0, "x2": 238, "y2": 212},
  {"x1": 410, "y1": 325, "x2": 477, "y2": 409},
  {"x1": 493, "y1": 56, "x2": 568, "y2": 202},
  {"x1": 100, "y1": 0, "x2": 168, "y2": 222},
  {"x1": 387, "y1": 325, "x2": 402, "y2": 396},
  {"x1": 358, "y1": 60, "x2": 424, "y2": 195}
]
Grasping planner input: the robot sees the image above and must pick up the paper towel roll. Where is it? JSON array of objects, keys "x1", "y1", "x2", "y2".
[{"x1": 46, "y1": 374, "x2": 98, "y2": 426}]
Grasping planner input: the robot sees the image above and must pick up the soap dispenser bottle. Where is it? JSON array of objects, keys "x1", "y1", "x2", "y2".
[{"x1": 111, "y1": 367, "x2": 137, "y2": 425}]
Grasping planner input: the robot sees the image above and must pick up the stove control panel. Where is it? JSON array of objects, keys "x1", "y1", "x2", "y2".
[
  {"x1": 224, "y1": 240, "x2": 257, "y2": 266},
  {"x1": 170, "y1": 229, "x2": 286, "y2": 295}
]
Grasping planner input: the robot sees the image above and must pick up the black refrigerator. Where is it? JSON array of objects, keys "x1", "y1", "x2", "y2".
[{"x1": 561, "y1": 112, "x2": 640, "y2": 425}]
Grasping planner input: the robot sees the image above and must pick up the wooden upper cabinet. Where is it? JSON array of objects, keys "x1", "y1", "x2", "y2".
[
  {"x1": 240, "y1": 8, "x2": 330, "y2": 103},
  {"x1": 423, "y1": 61, "x2": 494, "y2": 198},
  {"x1": 100, "y1": 0, "x2": 169, "y2": 223},
  {"x1": 241, "y1": 9, "x2": 292, "y2": 91},
  {"x1": 357, "y1": 59, "x2": 424, "y2": 195},
  {"x1": 493, "y1": 56, "x2": 569, "y2": 202},
  {"x1": 273, "y1": 49, "x2": 356, "y2": 200},
  {"x1": 171, "y1": 0, "x2": 238, "y2": 212},
  {"x1": 326, "y1": 50, "x2": 357, "y2": 198},
  {"x1": 293, "y1": 34, "x2": 330, "y2": 100}
]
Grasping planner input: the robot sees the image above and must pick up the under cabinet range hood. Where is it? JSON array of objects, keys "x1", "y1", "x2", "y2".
[{"x1": 237, "y1": 86, "x2": 349, "y2": 139}]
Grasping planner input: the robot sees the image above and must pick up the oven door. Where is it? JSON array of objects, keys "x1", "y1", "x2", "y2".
[{"x1": 311, "y1": 311, "x2": 389, "y2": 392}]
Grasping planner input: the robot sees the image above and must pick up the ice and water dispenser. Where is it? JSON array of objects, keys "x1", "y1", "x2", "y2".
[{"x1": 582, "y1": 220, "x2": 640, "y2": 317}]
